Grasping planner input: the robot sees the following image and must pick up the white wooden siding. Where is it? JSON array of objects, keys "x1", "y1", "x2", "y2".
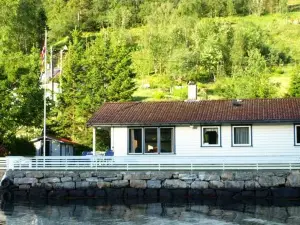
[
  {"x1": 175, "y1": 124, "x2": 299, "y2": 156},
  {"x1": 111, "y1": 124, "x2": 299, "y2": 157}
]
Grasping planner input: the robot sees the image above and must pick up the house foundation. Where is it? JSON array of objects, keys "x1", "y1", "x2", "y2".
[{"x1": 2, "y1": 170, "x2": 300, "y2": 201}]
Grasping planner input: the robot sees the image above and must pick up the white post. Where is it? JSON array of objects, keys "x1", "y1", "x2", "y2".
[
  {"x1": 93, "y1": 127, "x2": 96, "y2": 155},
  {"x1": 43, "y1": 28, "x2": 47, "y2": 157}
]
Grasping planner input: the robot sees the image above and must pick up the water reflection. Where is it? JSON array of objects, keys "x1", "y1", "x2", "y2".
[{"x1": 1, "y1": 198, "x2": 300, "y2": 225}]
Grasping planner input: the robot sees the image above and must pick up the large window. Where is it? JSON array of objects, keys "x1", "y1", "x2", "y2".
[
  {"x1": 128, "y1": 127, "x2": 174, "y2": 154},
  {"x1": 202, "y1": 126, "x2": 221, "y2": 147},
  {"x1": 295, "y1": 125, "x2": 300, "y2": 146},
  {"x1": 232, "y1": 125, "x2": 252, "y2": 146},
  {"x1": 129, "y1": 129, "x2": 142, "y2": 153}
]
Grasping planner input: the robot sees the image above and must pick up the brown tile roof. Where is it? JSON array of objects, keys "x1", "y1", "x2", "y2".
[{"x1": 87, "y1": 98, "x2": 300, "y2": 126}]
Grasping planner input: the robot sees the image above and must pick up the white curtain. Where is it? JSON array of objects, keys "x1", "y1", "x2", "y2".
[{"x1": 234, "y1": 127, "x2": 249, "y2": 144}]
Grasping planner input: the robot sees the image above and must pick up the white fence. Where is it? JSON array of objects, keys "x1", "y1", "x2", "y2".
[{"x1": 3, "y1": 155, "x2": 300, "y2": 171}]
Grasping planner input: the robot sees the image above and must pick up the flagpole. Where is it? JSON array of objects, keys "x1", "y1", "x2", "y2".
[{"x1": 43, "y1": 28, "x2": 47, "y2": 157}]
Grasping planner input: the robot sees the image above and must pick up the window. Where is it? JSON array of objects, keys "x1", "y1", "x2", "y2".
[
  {"x1": 145, "y1": 128, "x2": 158, "y2": 153},
  {"x1": 232, "y1": 126, "x2": 252, "y2": 146},
  {"x1": 129, "y1": 128, "x2": 143, "y2": 153},
  {"x1": 128, "y1": 127, "x2": 174, "y2": 154},
  {"x1": 202, "y1": 126, "x2": 221, "y2": 146},
  {"x1": 295, "y1": 125, "x2": 300, "y2": 146}
]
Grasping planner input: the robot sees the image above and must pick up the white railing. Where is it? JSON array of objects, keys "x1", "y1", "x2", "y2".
[
  {"x1": 3, "y1": 155, "x2": 300, "y2": 171},
  {"x1": 0, "y1": 157, "x2": 6, "y2": 170}
]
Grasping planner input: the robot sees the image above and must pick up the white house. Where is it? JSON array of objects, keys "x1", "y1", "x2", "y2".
[
  {"x1": 87, "y1": 98, "x2": 300, "y2": 162},
  {"x1": 31, "y1": 136, "x2": 75, "y2": 156}
]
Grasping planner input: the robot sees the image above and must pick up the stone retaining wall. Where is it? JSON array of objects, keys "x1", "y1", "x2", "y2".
[{"x1": 3, "y1": 170, "x2": 300, "y2": 200}]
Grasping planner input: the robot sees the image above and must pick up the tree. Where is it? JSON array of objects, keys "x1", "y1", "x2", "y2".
[{"x1": 290, "y1": 66, "x2": 300, "y2": 97}]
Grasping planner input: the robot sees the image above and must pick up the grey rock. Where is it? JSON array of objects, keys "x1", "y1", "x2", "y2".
[
  {"x1": 272, "y1": 176, "x2": 285, "y2": 187},
  {"x1": 151, "y1": 171, "x2": 173, "y2": 180},
  {"x1": 19, "y1": 184, "x2": 30, "y2": 190},
  {"x1": 286, "y1": 171, "x2": 300, "y2": 187},
  {"x1": 45, "y1": 183, "x2": 53, "y2": 191},
  {"x1": 172, "y1": 172, "x2": 179, "y2": 179},
  {"x1": 104, "y1": 177, "x2": 119, "y2": 182},
  {"x1": 40, "y1": 177, "x2": 61, "y2": 183},
  {"x1": 63, "y1": 182, "x2": 75, "y2": 189},
  {"x1": 79, "y1": 172, "x2": 91, "y2": 179},
  {"x1": 179, "y1": 174, "x2": 197, "y2": 180},
  {"x1": 245, "y1": 181, "x2": 261, "y2": 190},
  {"x1": 221, "y1": 171, "x2": 234, "y2": 181},
  {"x1": 63, "y1": 171, "x2": 78, "y2": 177},
  {"x1": 26, "y1": 171, "x2": 44, "y2": 178},
  {"x1": 61, "y1": 177, "x2": 72, "y2": 182},
  {"x1": 13, "y1": 171, "x2": 25, "y2": 178},
  {"x1": 258, "y1": 176, "x2": 273, "y2": 188},
  {"x1": 14, "y1": 178, "x2": 38, "y2": 185},
  {"x1": 124, "y1": 172, "x2": 151, "y2": 180},
  {"x1": 76, "y1": 181, "x2": 90, "y2": 189},
  {"x1": 97, "y1": 181, "x2": 111, "y2": 189},
  {"x1": 147, "y1": 180, "x2": 161, "y2": 188},
  {"x1": 224, "y1": 181, "x2": 244, "y2": 189},
  {"x1": 94, "y1": 171, "x2": 119, "y2": 178},
  {"x1": 198, "y1": 172, "x2": 220, "y2": 181},
  {"x1": 86, "y1": 177, "x2": 98, "y2": 182},
  {"x1": 163, "y1": 179, "x2": 187, "y2": 189},
  {"x1": 208, "y1": 181, "x2": 224, "y2": 189},
  {"x1": 73, "y1": 176, "x2": 81, "y2": 182},
  {"x1": 209, "y1": 209, "x2": 223, "y2": 216},
  {"x1": 235, "y1": 172, "x2": 255, "y2": 181},
  {"x1": 130, "y1": 180, "x2": 147, "y2": 189},
  {"x1": 111, "y1": 180, "x2": 129, "y2": 188},
  {"x1": 191, "y1": 181, "x2": 209, "y2": 189},
  {"x1": 53, "y1": 183, "x2": 64, "y2": 189}
]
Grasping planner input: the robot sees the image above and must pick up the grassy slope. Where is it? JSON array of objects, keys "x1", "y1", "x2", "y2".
[{"x1": 133, "y1": 11, "x2": 300, "y2": 101}]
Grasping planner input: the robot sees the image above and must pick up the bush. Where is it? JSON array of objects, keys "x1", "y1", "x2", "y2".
[
  {"x1": 152, "y1": 91, "x2": 165, "y2": 100},
  {"x1": 6, "y1": 137, "x2": 36, "y2": 156},
  {"x1": 172, "y1": 87, "x2": 188, "y2": 99}
]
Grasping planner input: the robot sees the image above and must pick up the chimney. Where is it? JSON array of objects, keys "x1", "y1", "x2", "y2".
[{"x1": 188, "y1": 81, "x2": 197, "y2": 100}]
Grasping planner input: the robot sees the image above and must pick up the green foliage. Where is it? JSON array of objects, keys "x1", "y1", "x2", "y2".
[
  {"x1": 289, "y1": 66, "x2": 300, "y2": 97},
  {"x1": 152, "y1": 91, "x2": 166, "y2": 100},
  {"x1": 49, "y1": 29, "x2": 136, "y2": 146},
  {"x1": 4, "y1": 137, "x2": 36, "y2": 156}
]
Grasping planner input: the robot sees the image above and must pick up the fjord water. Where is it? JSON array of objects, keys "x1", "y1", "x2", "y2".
[{"x1": 1, "y1": 199, "x2": 300, "y2": 225}]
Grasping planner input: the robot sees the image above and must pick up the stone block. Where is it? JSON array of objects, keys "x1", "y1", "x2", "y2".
[
  {"x1": 150, "y1": 171, "x2": 173, "y2": 180},
  {"x1": 221, "y1": 171, "x2": 234, "y2": 181},
  {"x1": 106, "y1": 188, "x2": 124, "y2": 199},
  {"x1": 216, "y1": 190, "x2": 234, "y2": 198},
  {"x1": 123, "y1": 172, "x2": 151, "y2": 180},
  {"x1": 13, "y1": 171, "x2": 26, "y2": 178},
  {"x1": 258, "y1": 176, "x2": 273, "y2": 188},
  {"x1": 208, "y1": 181, "x2": 224, "y2": 189},
  {"x1": 26, "y1": 171, "x2": 44, "y2": 179},
  {"x1": 48, "y1": 190, "x2": 68, "y2": 199},
  {"x1": 255, "y1": 189, "x2": 270, "y2": 198},
  {"x1": 79, "y1": 172, "x2": 91, "y2": 179},
  {"x1": 29, "y1": 188, "x2": 47, "y2": 199},
  {"x1": 14, "y1": 178, "x2": 38, "y2": 185},
  {"x1": 40, "y1": 177, "x2": 60, "y2": 183},
  {"x1": 63, "y1": 171, "x2": 78, "y2": 178},
  {"x1": 272, "y1": 176, "x2": 285, "y2": 187},
  {"x1": 97, "y1": 181, "x2": 111, "y2": 189},
  {"x1": 199, "y1": 172, "x2": 220, "y2": 181},
  {"x1": 241, "y1": 191, "x2": 255, "y2": 197},
  {"x1": 104, "y1": 177, "x2": 119, "y2": 182},
  {"x1": 86, "y1": 177, "x2": 98, "y2": 182},
  {"x1": 245, "y1": 181, "x2": 261, "y2": 190},
  {"x1": 189, "y1": 189, "x2": 202, "y2": 199},
  {"x1": 95, "y1": 189, "x2": 107, "y2": 198},
  {"x1": 191, "y1": 181, "x2": 208, "y2": 189},
  {"x1": 76, "y1": 181, "x2": 90, "y2": 189},
  {"x1": 162, "y1": 179, "x2": 187, "y2": 189},
  {"x1": 61, "y1": 177, "x2": 72, "y2": 182},
  {"x1": 286, "y1": 171, "x2": 300, "y2": 187},
  {"x1": 124, "y1": 188, "x2": 138, "y2": 198},
  {"x1": 63, "y1": 182, "x2": 75, "y2": 189},
  {"x1": 130, "y1": 180, "x2": 147, "y2": 189},
  {"x1": 45, "y1": 183, "x2": 53, "y2": 191},
  {"x1": 178, "y1": 174, "x2": 197, "y2": 180},
  {"x1": 86, "y1": 188, "x2": 96, "y2": 197},
  {"x1": 147, "y1": 180, "x2": 161, "y2": 188},
  {"x1": 224, "y1": 181, "x2": 244, "y2": 189},
  {"x1": 53, "y1": 183, "x2": 64, "y2": 189},
  {"x1": 13, "y1": 190, "x2": 28, "y2": 199},
  {"x1": 111, "y1": 180, "x2": 129, "y2": 188},
  {"x1": 235, "y1": 172, "x2": 255, "y2": 181}
]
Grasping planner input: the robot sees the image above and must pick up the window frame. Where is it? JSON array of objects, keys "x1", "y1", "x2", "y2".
[
  {"x1": 201, "y1": 126, "x2": 221, "y2": 147},
  {"x1": 295, "y1": 124, "x2": 300, "y2": 146},
  {"x1": 128, "y1": 128, "x2": 143, "y2": 155},
  {"x1": 231, "y1": 125, "x2": 252, "y2": 147},
  {"x1": 127, "y1": 127, "x2": 175, "y2": 154}
]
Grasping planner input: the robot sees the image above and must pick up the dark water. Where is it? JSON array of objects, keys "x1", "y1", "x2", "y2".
[{"x1": 1, "y1": 199, "x2": 300, "y2": 225}]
